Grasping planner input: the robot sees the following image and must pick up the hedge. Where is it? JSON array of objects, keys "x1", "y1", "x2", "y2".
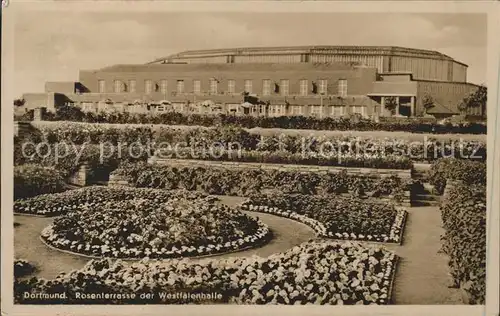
[
  {"x1": 29, "y1": 105, "x2": 487, "y2": 134},
  {"x1": 427, "y1": 158, "x2": 486, "y2": 194},
  {"x1": 440, "y1": 184, "x2": 486, "y2": 304},
  {"x1": 14, "y1": 164, "x2": 66, "y2": 200}
]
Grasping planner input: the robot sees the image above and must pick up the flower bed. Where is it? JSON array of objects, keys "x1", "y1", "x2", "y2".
[
  {"x1": 241, "y1": 193, "x2": 406, "y2": 244},
  {"x1": 14, "y1": 164, "x2": 66, "y2": 200},
  {"x1": 15, "y1": 241, "x2": 397, "y2": 305},
  {"x1": 39, "y1": 191, "x2": 270, "y2": 259},
  {"x1": 114, "y1": 162, "x2": 411, "y2": 202},
  {"x1": 440, "y1": 183, "x2": 486, "y2": 304},
  {"x1": 14, "y1": 259, "x2": 36, "y2": 278},
  {"x1": 14, "y1": 186, "x2": 209, "y2": 216}
]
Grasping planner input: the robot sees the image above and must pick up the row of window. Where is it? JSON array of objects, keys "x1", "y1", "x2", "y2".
[
  {"x1": 98, "y1": 79, "x2": 348, "y2": 97},
  {"x1": 82, "y1": 101, "x2": 364, "y2": 116}
]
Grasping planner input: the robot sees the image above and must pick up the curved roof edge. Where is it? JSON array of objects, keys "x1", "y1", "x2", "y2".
[{"x1": 147, "y1": 45, "x2": 466, "y2": 67}]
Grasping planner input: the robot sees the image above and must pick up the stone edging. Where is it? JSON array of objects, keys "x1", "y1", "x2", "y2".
[
  {"x1": 39, "y1": 222, "x2": 272, "y2": 261},
  {"x1": 240, "y1": 202, "x2": 407, "y2": 245}
]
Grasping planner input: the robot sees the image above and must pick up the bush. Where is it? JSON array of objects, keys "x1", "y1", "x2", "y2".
[
  {"x1": 428, "y1": 159, "x2": 486, "y2": 194},
  {"x1": 14, "y1": 165, "x2": 65, "y2": 200},
  {"x1": 440, "y1": 184, "x2": 486, "y2": 304},
  {"x1": 14, "y1": 259, "x2": 36, "y2": 278}
]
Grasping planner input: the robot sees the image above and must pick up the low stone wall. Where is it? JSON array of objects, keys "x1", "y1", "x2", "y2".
[
  {"x1": 150, "y1": 158, "x2": 412, "y2": 180},
  {"x1": 67, "y1": 164, "x2": 90, "y2": 187},
  {"x1": 108, "y1": 174, "x2": 130, "y2": 187}
]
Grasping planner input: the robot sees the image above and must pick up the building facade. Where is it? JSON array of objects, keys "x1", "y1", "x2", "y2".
[{"x1": 18, "y1": 46, "x2": 482, "y2": 119}]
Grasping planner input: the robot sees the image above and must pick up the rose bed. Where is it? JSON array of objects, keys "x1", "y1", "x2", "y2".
[
  {"x1": 35, "y1": 187, "x2": 270, "y2": 259},
  {"x1": 240, "y1": 193, "x2": 406, "y2": 244},
  {"x1": 14, "y1": 186, "x2": 210, "y2": 216},
  {"x1": 15, "y1": 241, "x2": 397, "y2": 305}
]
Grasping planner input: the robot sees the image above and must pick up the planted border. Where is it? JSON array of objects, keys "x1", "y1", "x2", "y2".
[{"x1": 241, "y1": 194, "x2": 407, "y2": 244}]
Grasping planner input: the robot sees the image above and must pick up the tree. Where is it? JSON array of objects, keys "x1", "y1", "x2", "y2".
[
  {"x1": 14, "y1": 98, "x2": 25, "y2": 107},
  {"x1": 422, "y1": 94, "x2": 435, "y2": 114},
  {"x1": 459, "y1": 85, "x2": 487, "y2": 117},
  {"x1": 384, "y1": 96, "x2": 398, "y2": 115}
]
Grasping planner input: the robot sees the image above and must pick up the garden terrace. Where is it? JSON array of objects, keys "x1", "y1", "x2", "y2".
[
  {"x1": 240, "y1": 193, "x2": 407, "y2": 244},
  {"x1": 440, "y1": 183, "x2": 486, "y2": 304},
  {"x1": 28, "y1": 122, "x2": 486, "y2": 162},
  {"x1": 15, "y1": 241, "x2": 398, "y2": 305},
  {"x1": 34, "y1": 187, "x2": 270, "y2": 259}
]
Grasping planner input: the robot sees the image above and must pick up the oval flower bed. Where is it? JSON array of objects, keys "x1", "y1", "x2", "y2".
[
  {"x1": 40, "y1": 196, "x2": 271, "y2": 259},
  {"x1": 14, "y1": 186, "x2": 210, "y2": 216},
  {"x1": 240, "y1": 193, "x2": 406, "y2": 244},
  {"x1": 15, "y1": 241, "x2": 397, "y2": 305}
]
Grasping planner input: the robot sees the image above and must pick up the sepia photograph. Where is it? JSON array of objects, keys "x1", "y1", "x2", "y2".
[{"x1": 2, "y1": 1, "x2": 499, "y2": 316}]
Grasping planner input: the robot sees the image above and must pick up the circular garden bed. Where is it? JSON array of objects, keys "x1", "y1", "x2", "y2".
[{"x1": 19, "y1": 187, "x2": 271, "y2": 259}]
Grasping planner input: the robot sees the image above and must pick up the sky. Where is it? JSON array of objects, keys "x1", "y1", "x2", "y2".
[{"x1": 13, "y1": 11, "x2": 487, "y2": 98}]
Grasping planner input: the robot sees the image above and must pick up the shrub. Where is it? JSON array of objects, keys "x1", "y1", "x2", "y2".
[
  {"x1": 428, "y1": 158, "x2": 486, "y2": 194},
  {"x1": 14, "y1": 165, "x2": 65, "y2": 200},
  {"x1": 440, "y1": 184, "x2": 486, "y2": 304}
]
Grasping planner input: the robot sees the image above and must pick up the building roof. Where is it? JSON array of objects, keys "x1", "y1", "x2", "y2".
[{"x1": 148, "y1": 45, "x2": 467, "y2": 67}]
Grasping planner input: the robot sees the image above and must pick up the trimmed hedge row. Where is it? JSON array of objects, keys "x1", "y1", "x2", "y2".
[
  {"x1": 440, "y1": 184, "x2": 486, "y2": 304},
  {"x1": 14, "y1": 165, "x2": 66, "y2": 200},
  {"x1": 428, "y1": 158, "x2": 486, "y2": 195},
  {"x1": 27, "y1": 105, "x2": 487, "y2": 134}
]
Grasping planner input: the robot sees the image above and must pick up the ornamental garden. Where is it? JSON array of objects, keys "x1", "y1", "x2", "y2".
[{"x1": 13, "y1": 117, "x2": 487, "y2": 305}]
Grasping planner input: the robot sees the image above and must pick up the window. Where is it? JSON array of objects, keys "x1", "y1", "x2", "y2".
[
  {"x1": 280, "y1": 79, "x2": 289, "y2": 96},
  {"x1": 173, "y1": 103, "x2": 184, "y2": 112},
  {"x1": 98, "y1": 80, "x2": 106, "y2": 93},
  {"x1": 176, "y1": 80, "x2": 184, "y2": 94},
  {"x1": 193, "y1": 80, "x2": 201, "y2": 94},
  {"x1": 157, "y1": 105, "x2": 165, "y2": 112},
  {"x1": 300, "y1": 79, "x2": 308, "y2": 96},
  {"x1": 319, "y1": 79, "x2": 328, "y2": 95},
  {"x1": 210, "y1": 79, "x2": 218, "y2": 94},
  {"x1": 160, "y1": 80, "x2": 168, "y2": 95},
  {"x1": 113, "y1": 80, "x2": 123, "y2": 93},
  {"x1": 244, "y1": 80, "x2": 253, "y2": 93},
  {"x1": 227, "y1": 80, "x2": 235, "y2": 94},
  {"x1": 331, "y1": 106, "x2": 345, "y2": 117},
  {"x1": 262, "y1": 79, "x2": 271, "y2": 96},
  {"x1": 82, "y1": 102, "x2": 94, "y2": 112},
  {"x1": 269, "y1": 105, "x2": 286, "y2": 116},
  {"x1": 128, "y1": 80, "x2": 136, "y2": 93},
  {"x1": 310, "y1": 105, "x2": 322, "y2": 116},
  {"x1": 351, "y1": 105, "x2": 365, "y2": 116},
  {"x1": 338, "y1": 79, "x2": 348, "y2": 97},
  {"x1": 145, "y1": 80, "x2": 153, "y2": 94},
  {"x1": 290, "y1": 105, "x2": 303, "y2": 116}
]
